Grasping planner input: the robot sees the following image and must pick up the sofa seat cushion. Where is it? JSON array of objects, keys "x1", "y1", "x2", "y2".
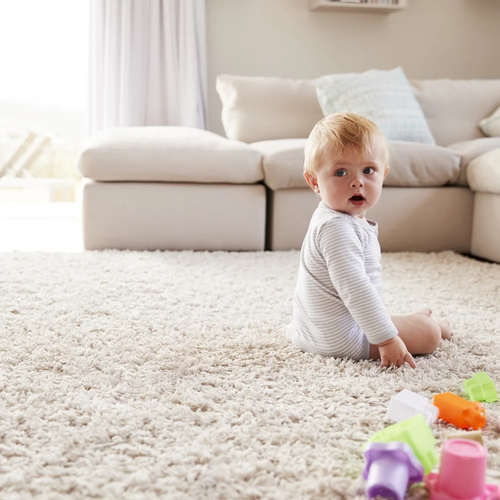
[
  {"x1": 386, "y1": 142, "x2": 460, "y2": 187},
  {"x1": 467, "y1": 149, "x2": 500, "y2": 195},
  {"x1": 253, "y1": 139, "x2": 461, "y2": 190},
  {"x1": 77, "y1": 126, "x2": 263, "y2": 184},
  {"x1": 447, "y1": 138, "x2": 500, "y2": 186},
  {"x1": 252, "y1": 139, "x2": 308, "y2": 190}
]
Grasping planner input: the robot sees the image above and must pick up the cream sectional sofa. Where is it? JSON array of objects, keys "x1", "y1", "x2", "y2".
[{"x1": 77, "y1": 76, "x2": 500, "y2": 263}]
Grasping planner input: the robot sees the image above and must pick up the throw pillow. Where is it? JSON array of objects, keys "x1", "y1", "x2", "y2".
[
  {"x1": 478, "y1": 105, "x2": 500, "y2": 137},
  {"x1": 314, "y1": 67, "x2": 436, "y2": 144}
]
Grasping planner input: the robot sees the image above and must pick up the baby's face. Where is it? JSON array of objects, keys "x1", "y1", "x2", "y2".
[{"x1": 309, "y1": 141, "x2": 388, "y2": 218}]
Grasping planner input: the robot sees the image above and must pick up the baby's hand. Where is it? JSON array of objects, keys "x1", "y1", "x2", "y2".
[{"x1": 377, "y1": 335, "x2": 416, "y2": 369}]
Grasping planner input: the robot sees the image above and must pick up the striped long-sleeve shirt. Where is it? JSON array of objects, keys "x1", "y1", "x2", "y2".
[{"x1": 287, "y1": 202, "x2": 398, "y2": 360}]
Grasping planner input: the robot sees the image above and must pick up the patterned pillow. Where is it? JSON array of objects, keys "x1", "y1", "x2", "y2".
[
  {"x1": 479, "y1": 105, "x2": 500, "y2": 137},
  {"x1": 314, "y1": 67, "x2": 435, "y2": 144}
]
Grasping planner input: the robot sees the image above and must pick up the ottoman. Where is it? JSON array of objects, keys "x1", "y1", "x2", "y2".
[{"x1": 76, "y1": 127, "x2": 266, "y2": 251}]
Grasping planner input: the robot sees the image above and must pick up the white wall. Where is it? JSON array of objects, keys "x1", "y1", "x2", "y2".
[{"x1": 206, "y1": 0, "x2": 500, "y2": 136}]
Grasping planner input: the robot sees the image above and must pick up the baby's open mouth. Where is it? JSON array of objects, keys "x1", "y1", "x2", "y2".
[{"x1": 350, "y1": 195, "x2": 365, "y2": 201}]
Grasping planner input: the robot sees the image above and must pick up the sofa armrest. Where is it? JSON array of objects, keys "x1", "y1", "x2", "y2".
[
  {"x1": 467, "y1": 149, "x2": 500, "y2": 194},
  {"x1": 448, "y1": 138, "x2": 500, "y2": 186}
]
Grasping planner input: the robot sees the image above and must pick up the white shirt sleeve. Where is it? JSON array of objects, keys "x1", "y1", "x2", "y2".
[{"x1": 317, "y1": 218, "x2": 398, "y2": 345}]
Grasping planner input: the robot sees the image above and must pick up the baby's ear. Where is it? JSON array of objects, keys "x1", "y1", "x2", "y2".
[
  {"x1": 304, "y1": 171, "x2": 319, "y2": 193},
  {"x1": 383, "y1": 166, "x2": 390, "y2": 179}
]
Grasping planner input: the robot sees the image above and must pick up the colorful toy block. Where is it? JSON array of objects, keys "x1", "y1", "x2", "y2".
[
  {"x1": 433, "y1": 392, "x2": 486, "y2": 430},
  {"x1": 386, "y1": 389, "x2": 439, "y2": 425},
  {"x1": 463, "y1": 372, "x2": 498, "y2": 403},
  {"x1": 365, "y1": 413, "x2": 438, "y2": 474},
  {"x1": 363, "y1": 442, "x2": 424, "y2": 500},
  {"x1": 426, "y1": 439, "x2": 500, "y2": 499}
]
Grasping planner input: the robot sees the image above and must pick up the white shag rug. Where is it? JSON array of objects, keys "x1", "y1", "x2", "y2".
[{"x1": 1, "y1": 250, "x2": 500, "y2": 499}]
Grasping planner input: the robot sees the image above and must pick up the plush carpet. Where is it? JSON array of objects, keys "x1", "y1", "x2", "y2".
[{"x1": 1, "y1": 250, "x2": 499, "y2": 499}]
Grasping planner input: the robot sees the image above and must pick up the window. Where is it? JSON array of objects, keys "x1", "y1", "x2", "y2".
[{"x1": 0, "y1": 0, "x2": 89, "y2": 202}]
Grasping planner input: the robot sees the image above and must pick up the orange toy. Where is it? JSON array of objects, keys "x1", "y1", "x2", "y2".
[{"x1": 433, "y1": 392, "x2": 486, "y2": 430}]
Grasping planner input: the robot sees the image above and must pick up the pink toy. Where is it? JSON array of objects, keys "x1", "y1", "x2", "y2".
[{"x1": 425, "y1": 439, "x2": 500, "y2": 500}]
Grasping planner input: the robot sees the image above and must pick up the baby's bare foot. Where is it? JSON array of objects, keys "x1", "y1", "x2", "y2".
[
  {"x1": 416, "y1": 307, "x2": 432, "y2": 317},
  {"x1": 439, "y1": 320, "x2": 453, "y2": 340}
]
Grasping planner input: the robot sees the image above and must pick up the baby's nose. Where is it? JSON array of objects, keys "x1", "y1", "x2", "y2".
[{"x1": 351, "y1": 176, "x2": 364, "y2": 187}]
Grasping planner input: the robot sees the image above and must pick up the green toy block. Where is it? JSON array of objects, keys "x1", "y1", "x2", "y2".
[
  {"x1": 364, "y1": 413, "x2": 438, "y2": 474},
  {"x1": 463, "y1": 372, "x2": 498, "y2": 403}
]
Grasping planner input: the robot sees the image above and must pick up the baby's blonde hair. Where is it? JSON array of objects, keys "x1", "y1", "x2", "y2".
[{"x1": 304, "y1": 112, "x2": 390, "y2": 175}]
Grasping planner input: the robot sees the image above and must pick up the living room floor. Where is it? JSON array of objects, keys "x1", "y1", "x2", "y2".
[{"x1": 0, "y1": 203, "x2": 83, "y2": 252}]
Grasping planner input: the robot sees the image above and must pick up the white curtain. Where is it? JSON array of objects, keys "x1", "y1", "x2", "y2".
[{"x1": 87, "y1": 0, "x2": 207, "y2": 134}]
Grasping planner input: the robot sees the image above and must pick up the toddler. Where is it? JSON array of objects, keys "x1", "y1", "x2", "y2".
[{"x1": 286, "y1": 112, "x2": 452, "y2": 368}]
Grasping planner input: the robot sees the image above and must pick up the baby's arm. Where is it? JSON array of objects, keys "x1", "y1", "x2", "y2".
[{"x1": 318, "y1": 220, "x2": 412, "y2": 367}]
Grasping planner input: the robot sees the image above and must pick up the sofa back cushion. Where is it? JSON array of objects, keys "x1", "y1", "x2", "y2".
[
  {"x1": 217, "y1": 74, "x2": 500, "y2": 146},
  {"x1": 216, "y1": 74, "x2": 323, "y2": 144},
  {"x1": 410, "y1": 79, "x2": 500, "y2": 146},
  {"x1": 216, "y1": 75, "x2": 323, "y2": 143}
]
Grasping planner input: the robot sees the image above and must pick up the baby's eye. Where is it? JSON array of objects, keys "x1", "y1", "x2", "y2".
[
  {"x1": 363, "y1": 167, "x2": 375, "y2": 174},
  {"x1": 334, "y1": 170, "x2": 347, "y2": 177}
]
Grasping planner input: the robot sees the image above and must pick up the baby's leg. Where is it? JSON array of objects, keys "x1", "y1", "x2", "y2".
[
  {"x1": 437, "y1": 320, "x2": 453, "y2": 340},
  {"x1": 414, "y1": 308, "x2": 453, "y2": 340},
  {"x1": 370, "y1": 313, "x2": 448, "y2": 360}
]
